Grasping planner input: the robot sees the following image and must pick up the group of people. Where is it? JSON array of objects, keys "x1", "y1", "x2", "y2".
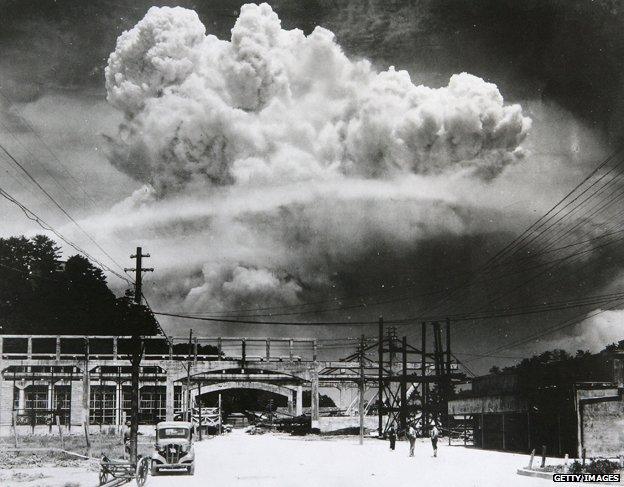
[{"x1": 387, "y1": 423, "x2": 439, "y2": 458}]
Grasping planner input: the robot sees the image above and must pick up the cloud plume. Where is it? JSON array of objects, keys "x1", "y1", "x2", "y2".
[{"x1": 102, "y1": 3, "x2": 531, "y2": 316}]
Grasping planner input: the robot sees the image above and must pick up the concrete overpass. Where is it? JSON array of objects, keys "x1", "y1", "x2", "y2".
[{"x1": 0, "y1": 334, "x2": 426, "y2": 435}]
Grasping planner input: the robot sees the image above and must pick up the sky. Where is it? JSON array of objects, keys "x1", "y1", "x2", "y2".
[{"x1": 1, "y1": 0, "x2": 624, "y2": 374}]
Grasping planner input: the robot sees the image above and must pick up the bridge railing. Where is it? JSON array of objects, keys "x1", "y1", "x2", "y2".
[{"x1": 0, "y1": 335, "x2": 319, "y2": 362}]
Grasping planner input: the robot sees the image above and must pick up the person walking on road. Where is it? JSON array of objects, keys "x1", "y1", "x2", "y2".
[
  {"x1": 388, "y1": 426, "x2": 396, "y2": 450},
  {"x1": 431, "y1": 425, "x2": 439, "y2": 458},
  {"x1": 407, "y1": 423, "x2": 416, "y2": 457}
]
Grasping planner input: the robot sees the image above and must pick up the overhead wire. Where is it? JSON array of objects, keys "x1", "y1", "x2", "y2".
[
  {"x1": 406, "y1": 149, "x2": 624, "y2": 323},
  {"x1": 176, "y1": 148, "x2": 624, "y2": 322},
  {"x1": 461, "y1": 297, "x2": 624, "y2": 364},
  {"x1": 0, "y1": 89, "x2": 99, "y2": 209},
  {"x1": 0, "y1": 141, "x2": 130, "y2": 280},
  {"x1": 0, "y1": 185, "x2": 132, "y2": 284}
]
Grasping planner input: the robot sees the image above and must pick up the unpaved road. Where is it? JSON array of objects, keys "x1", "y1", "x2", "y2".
[
  {"x1": 0, "y1": 430, "x2": 561, "y2": 486},
  {"x1": 147, "y1": 430, "x2": 550, "y2": 487}
]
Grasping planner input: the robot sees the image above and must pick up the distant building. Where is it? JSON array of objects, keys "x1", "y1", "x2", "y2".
[{"x1": 448, "y1": 353, "x2": 624, "y2": 458}]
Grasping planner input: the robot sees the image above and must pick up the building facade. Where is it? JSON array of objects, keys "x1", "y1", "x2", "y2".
[{"x1": 448, "y1": 354, "x2": 624, "y2": 458}]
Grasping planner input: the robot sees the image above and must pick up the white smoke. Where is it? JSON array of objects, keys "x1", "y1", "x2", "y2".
[
  {"x1": 102, "y1": 3, "x2": 532, "y2": 314},
  {"x1": 538, "y1": 309, "x2": 624, "y2": 355}
]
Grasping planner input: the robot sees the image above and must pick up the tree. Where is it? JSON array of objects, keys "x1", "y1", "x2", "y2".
[
  {"x1": 0, "y1": 235, "x2": 62, "y2": 332},
  {"x1": 0, "y1": 234, "x2": 158, "y2": 336}
]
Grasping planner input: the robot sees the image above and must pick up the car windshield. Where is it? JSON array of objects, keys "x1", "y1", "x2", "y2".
[{"x1": 158, "y1": 427, "x2": 189, "y2": 439}]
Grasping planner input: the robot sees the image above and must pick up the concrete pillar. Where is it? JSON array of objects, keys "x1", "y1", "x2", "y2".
[
  {"x1": 27, "y1": 337, "x2": 32, "y2": 359},
  {"x1": 0, "y1": 335, "x2": 14, "y2": 433},
  {"x1": 55, "y1": 337, "x2": 61, "y2": 361},
  {"x1": 0, "y1": 379, "x2": 14, "y2": 434},
  {"x1": 82, "y1": 365, "x2": 90, "y2": 426},
  {"x1": 12, "y1": 380, "x2": 28, "y2": 418},
  {"x1": 311, "y1": 371, "x2": 320, "y2": 425},
  {"x1": 189, "y1": 387, "x2": 198, "y2": 406},
  {"x1": 288, "y1": 395, "x2": 294, "y2": 416},
  {"x1": 114, "y1": 382, "x2": 121, "y2": 426},
  {"x1": 70, "y1": 377, "x2": 83, "y2": 427},
  {"x1": 0, "y1": 337, "x2": 4, "y2": 432},
  {"x1": 47, "y1": 383, "x2": 53, "y2": 411},
  {"x1": 289, "y1": 339, "x2": 293, "y2": 362},
  {"x1": 165, "y1": 374, "x2": 175, "y2": 421},
  {"x1": 112, "y1": 338, "x2": 118, "y2": 361},
  {"x1": 296, "y1": 385, "x2": 303, "y2": 416},
  {"x1": 18, "y1": 387, "x2": 25, "y2": 411}
]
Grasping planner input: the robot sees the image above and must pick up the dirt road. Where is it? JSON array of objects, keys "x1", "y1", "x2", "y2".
[{"x1": 148, "y1": 430, "x2": 548, "y2": 487}]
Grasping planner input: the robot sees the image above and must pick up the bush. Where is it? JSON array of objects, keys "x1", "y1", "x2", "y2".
[
  {"x1": 568, "y1": 459, "x2": 619, "y2": 475},
  {"x1": 585, "y1": 459, "x2": 620, "y2": 475}
]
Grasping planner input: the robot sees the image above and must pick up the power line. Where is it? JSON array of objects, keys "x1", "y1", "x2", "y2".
[
  {"x1": 153, "y1": 311, "x2": 380, "y2": 326},
  {"x1": 408, "y1": 149, "x2": 624, "y2": 323},
  {"x1": 153, "y1": 290, "x2": 624, "y2": 326},
  {"x1": 0, "y1": 141, "x2": 129, "y2": 278},
  {"x1": 0, "y1": 186, "x2": 132, "y2": 284},
  {"x1": 0, "y1": 89, "x2": 100, "y2": 209},
  {"x1": 175, "y1": 147, "x2": 624, "y2": 322},
  {"x1": 462, "y1": 297, "x2": 624, "y2": 364}
]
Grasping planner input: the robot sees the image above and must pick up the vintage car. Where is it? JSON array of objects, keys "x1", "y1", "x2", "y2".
[{"x1": 151, "y1": 421, "x2": 195, "y2": 475}]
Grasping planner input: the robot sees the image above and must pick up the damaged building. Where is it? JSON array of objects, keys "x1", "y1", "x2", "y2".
[{"x1": 449, "y1": 352, "x2": 624, "y2": 458}]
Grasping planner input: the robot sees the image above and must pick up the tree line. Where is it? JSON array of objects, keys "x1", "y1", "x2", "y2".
[{"x1": 0, "y1": 234, "x2": 158, "y2": 335}]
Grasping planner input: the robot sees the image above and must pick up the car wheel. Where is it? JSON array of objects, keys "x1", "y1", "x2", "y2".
[{"x1": 189, "y1": 464, "x2": 195, "y2": 475}]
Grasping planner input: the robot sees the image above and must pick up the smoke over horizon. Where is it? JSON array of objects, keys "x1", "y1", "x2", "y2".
[
  {"x1": 98, "y1": 3, "x2": 537, "y2": 320},
  {"x1": 0, "y1": 1, "x2": 622, "y2": 372}
]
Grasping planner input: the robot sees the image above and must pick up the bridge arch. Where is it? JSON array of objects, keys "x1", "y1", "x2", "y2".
[
  {"x1": 197, "y1": 381, "x2": 295, "y2": 399},
  {"x1": 168, "y1": 362, "x2": 313, "y2": 383}
]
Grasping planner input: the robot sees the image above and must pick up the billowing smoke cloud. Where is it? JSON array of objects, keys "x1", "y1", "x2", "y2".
[
  {"x1": 537, "y1": 309, "x2": 624, "y2": 355},
  {"x1": 102, "y1": 3, "x2": 531, "y2": 315},
  {"x1": 105, "y1": 4, "x2": 530, "y2": 192}
]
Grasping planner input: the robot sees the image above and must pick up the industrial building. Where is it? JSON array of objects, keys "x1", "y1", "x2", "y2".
[
  {"x1": 0, "y1": 334, "x2": 321, "y2": 435},
  {"x1": 448, "y1": 352, "x2": 624, "y2": 458},
  {"x1": 0, "y1": 326, "x2": 465, "y2": 437}
]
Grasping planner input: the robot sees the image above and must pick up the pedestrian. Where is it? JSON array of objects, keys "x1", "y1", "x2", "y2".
[
  {"x1": 407, "y1": 422, "x2": 416, "y2": 457},
  {"x1": 431, "y1": 424, "x2": 439, "y2": 458},
  {"x1": 388, "y1": 426, "x2": 396, "y2": 450}
]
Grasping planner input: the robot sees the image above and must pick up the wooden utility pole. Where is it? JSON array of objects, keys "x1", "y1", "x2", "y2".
[
  {"x1": 197, "y1": 381, "x2": 203, "y2": 441},
  {"x1": 83, "y1": 337, "x2": 91, "y2": 456},
  {"x1": 186, "y1": 329, "x2": 193, "y2": 422},
  {"x1": 124, "y1": 247, "x2": 153, "y2": 465},
  {"x1": 218, "y1": 393, "x2": 222, "y2": 435},
  {"x1": 421, "y1": 321, "x2": 427, "y2": 437},
  {"x1": 377, "y1": 317, "x2": 383, "y2": 437},
  {"x1": 400, "y1": 336, "x2": 407, "y2": 431},
  {"x1": 359, "y1": 334, "x2": 365, "y2": 445}
]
